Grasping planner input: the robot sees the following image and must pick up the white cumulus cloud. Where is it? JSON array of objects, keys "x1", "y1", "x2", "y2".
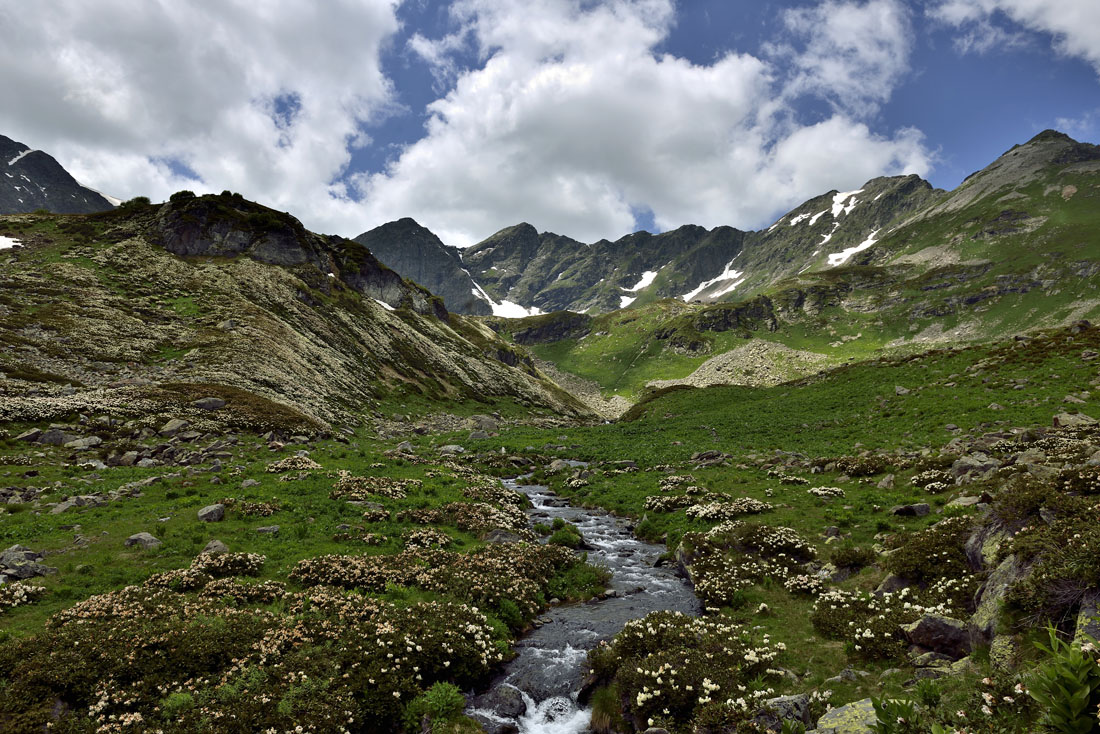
[
  {"x1": 357, "y1": 0, "x2": 931, "y2": 245},
  {"x1": 0, "y1": 0, "x2": 402, "y2": 234},
  {"x1": 929, "y1": 0, "x2": 1100, "y2": 76}
]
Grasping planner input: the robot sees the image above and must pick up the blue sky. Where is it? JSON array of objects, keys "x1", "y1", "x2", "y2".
[{"x1": 0, "y1": 0, "x2": 1097, "y2": 245}]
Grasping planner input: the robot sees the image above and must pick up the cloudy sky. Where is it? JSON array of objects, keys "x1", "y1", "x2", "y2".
[{"x1": 1, "y1": 0, "x2": 1097, "y2": 246}]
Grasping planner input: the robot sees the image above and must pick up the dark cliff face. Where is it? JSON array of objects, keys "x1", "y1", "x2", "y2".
[
  {"x1": 353, "y1": 218, "x2": 491, "y2": 316},
  {"x1": 0, "y1": 134, "x2": 115, "y2": 215},
  {"x1": 152, "y1": 194, "x2": 447, "y2": 319}
]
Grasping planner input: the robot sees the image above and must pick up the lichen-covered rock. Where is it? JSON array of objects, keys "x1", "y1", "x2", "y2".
[
  {"x1": 125, "y1": 532, "x2": 162, "y2": 550},
  {"x1": 198, "y1": 504, "x2": 225, "y2": 522},
  {"x1": 808, "y1": 697, "x2": 876, "y2": 733}
]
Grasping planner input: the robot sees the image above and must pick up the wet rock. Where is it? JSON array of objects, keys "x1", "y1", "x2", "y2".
[
  {"x1": 192, "y1": 397, "x2": 226, "y2": 410},
  {"x1": 125, "y1": 532, "x2": 161, "y2": 550},
  {"x1": 479, "y1": 684, "x2": 527, "y2": 718},
  {"x1": 902, "y1": 615, "x2": 971, "y2": 658},
  {"x1": 198, "y1": 504, "x2": 225, "y2": 522}
]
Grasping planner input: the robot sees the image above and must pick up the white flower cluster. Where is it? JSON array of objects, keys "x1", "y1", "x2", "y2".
[{"x1": 808, "y1": 486, "x2": 845, "y2": 498}]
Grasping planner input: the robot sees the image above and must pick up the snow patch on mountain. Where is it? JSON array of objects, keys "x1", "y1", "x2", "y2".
[
  {"x1": 624, "y1": 270, "x2": 658, "y2": 292},
  {"x1": 0, "y1": 235, "x2": 21, "y2": 250},
  {"x1": 831, "y1": 189, "x2": 863, "y2": 218},
  {"x1": 7, "y1": 148, "x2": 33, "y2": 167},
  {"x1": 681, "y1": 253, "x2": 743, "y2": 301},
  {"x1": 828, "y1": 230, "x2": 879, "y2": 267}
]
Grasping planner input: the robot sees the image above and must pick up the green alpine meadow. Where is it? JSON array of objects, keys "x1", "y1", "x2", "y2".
[{"x1": 1, "y1": 127, "x2": 1099, "y2": 734}]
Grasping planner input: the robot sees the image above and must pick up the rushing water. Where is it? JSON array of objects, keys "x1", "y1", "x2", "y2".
[{"x1": 468, "y1": 478, "x2": 701, "y2": 734}]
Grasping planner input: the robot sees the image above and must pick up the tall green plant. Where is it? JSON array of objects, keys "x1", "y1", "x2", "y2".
[{"x1": 1029, "y1": 626, "x2": 1100, "y2": 734}]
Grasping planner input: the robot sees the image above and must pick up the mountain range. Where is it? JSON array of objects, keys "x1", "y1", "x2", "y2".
[
  {"x1": 0, "y1": 134, "x2": 117, "y2": 215},
  {"x1": 354, "y1": 130, "x2": 1099, "y2": 325}
]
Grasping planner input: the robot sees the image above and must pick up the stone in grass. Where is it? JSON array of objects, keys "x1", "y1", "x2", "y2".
[
  {"x1": 1053, "y1": 412, "x2": 1096, "y2": 428},
  {"x1": 807, "y1": 697, "x2": 876, "y2": 733},
  {"x1": 125, "y1": 532, "x2": 162, "y2": 550},
  {"x1": 15, "y1": 428, "x2": 42, "y2": 442},
  {"x1": 198, "y1": 504, "x2": 225, "y2": 522},
  {"x1": 192, "y1": 397, "x2": 226, "y2": 411},
  {"x1": 241, "y1": 478, "x2": 261, "y2": 488},
  {"x1": 890, "y1": 503, "x2": 930, "y2": 517},
  {"x1": 754, "y1": 693, "x2": 811, "y2": 730},
  {"x1": 159, "y1": 418, "x2": 190, "y2": 437},
  {"x1": 438, "y1": 444, "x2": 465, "y2": 455},
  {"x1": 201, "y1": 539, "x2": 229, "y2": 554},
  {"x1": 256, "y1": 525, "x2": 280, "y2": 536},
  {"x1": 902, "y1": 614, "x2": 971, "y2": 659}
]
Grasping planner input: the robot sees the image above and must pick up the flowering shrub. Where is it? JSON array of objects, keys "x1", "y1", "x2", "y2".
[
  {"x1": 331, "y1": 470, "x2": 421, "y2": 500},
  {"x1": 833, "y1": 455, "x2": 890, "y2": 477},
  {"x1": 218, "y1": 496, "x2": 280, "y2": 516},
  {"x1": 143, "y1": 567, "x2": 214, "y2": 591},
  {"x1": 589, "y1": 611, "x2": 785, "y2": 731},
  {"x1": 808, "y1": 486, "x2": 845, "y2": 498},
  {"x1": 686, "y1": 498, "x2": 772, "y2": 521},
  {"x1": 190, "y1": 552, "x2": 266, "y2": 578},
  {"x1": 783, "y1": 574, "x2": 825, "y2": 595},
  {"x1": 0, "y1": 581, "x2": 47, "y2": 613},
  {"x1": 403, "y1": 527, "x2": 452, "y2": 550},
  {"x1": 644, "y1": 494, "x2": 697, "y2": 512},
  {"x1": 399, "y1": 501, "x2": 530, "y2": 535},
  {"x1": 884, "y1": 516, "x2": 973, "y2": 584},
  {"x1": 0, "y1": 584, "x2": 504, "y2": 733},
  {"x1": 332, "y1": 527, "x2": 387, "y2": 545},
  {"x1": 199, "y1": 578, "x2": 285, "y2": 604},
  {"x1": 265, "y1": 455, "x2": 322, "y2": 472},
  {"x1": 658, "y1": 475, "x2": 695, "y2": 491},
  {"x1": 911, "y1": 469, "x2": 952, "y2": 489}
]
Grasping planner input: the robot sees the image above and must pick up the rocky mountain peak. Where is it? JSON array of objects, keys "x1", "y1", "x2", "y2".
[{"x1": 0, "y1": 134, "x2": 116, "y2": 214}]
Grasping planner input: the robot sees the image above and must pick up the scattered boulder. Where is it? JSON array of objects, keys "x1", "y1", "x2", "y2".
[
  {"x1": 198, "y1": 504, "x2": 225, "y2": 522},
  {"x1": 890, "y1": 503, "x2": 930, "y2": 517},
  {"x1": 192, "y1": 397, "x2": 227, "y2": 410},
  {"x1": 483, "y1": 529, "x2": 525, "y2": 544},
  {"x1": 468, "y1": 414, "x2": 499, "y2": 433},
  {"x1": 548, "y1": 459, "x2": 572, "y2": 473},
  {"x1": 754, "y1": 693, "x2": 811, "y2": 730},
  {"x1": 438, "y1": 444, "x2": 464, "y2": 455},
  {"x1": 807, "y1": 697, "x2": 875, "y2": 733},
  {"x1": 876, "y1": 474, "x2": 895, "y2": 489},
  {"x1": 477, "y1": 684, "x2": 526, "y2": 719},
  {"x1": 1074, "y1": 591, "x2": 1100, "y2": 644},
  {"x1": 469, "y1": 430, "x2": 490, "y2": 440},
  {"x1": 202, "y1": 539, "x2": 230, "y2": 554},
  {"x1": 951, "y1": 452, "x2": 1001, "y2": 479},
  {"x1": 0, "y1": 545, "x2": 57, "y2": 580},
  {"x1": 396, "y1": 441, "x2": 414, "y2": 453},
  {"x1": 15, "y1": 428, "x2": 42, "y2": 442},
  {"x1": 64, "y1": 436, "x2": 103, "y2": 450},
  {"x1": 124, "y1": 532, "x2": 162, "y2": 550},
  {"x1": 971, "y1": 553, "x2": 1029, "y2": 639},
  {"x1": 1053, "y1": 412, "x2": 1096, "y2": 429},
  {"x1": 256, "y1": 525, "x2": 280, "y2": 536},
  {"x1": 38, "y1": 428, "x2": 75, "y2": 446},
  {"x1": 902, "y1": 615, "x2": 971, "y2": 658},
  {"x1": 241, "y1": 479, "x2": 261, "y2": 488},
  {"x1": 895, "y1": 386, "x2": 910, "y2": 396},
  {"x1": 159, "y1": 418, "x2": 190, "y2": 437}
]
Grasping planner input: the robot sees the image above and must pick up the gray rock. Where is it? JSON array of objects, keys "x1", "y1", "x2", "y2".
[
  {"x1": 15, "y1": 428, "x2": 42, "y2": 442},
  {"x1": 483, "y1": 529, "x2": 525, "y2": 544},
  {"x1": 876, "y1": 474, "x2": 895, "y2": 489},
  {"x1": 136, "y1": 458, "x2": 159, "y2": 468},
  {"x1": 116, "y1": 451, "x2": 140, "y2": 467},
  {"x1": 895, "y1": 385, "x2": 911, "y2": 396},
  {"x1": 38, "y1": 428, "x2": 75, "y2": 446},
  {"x1": 890, "y1": 503, "x2": 930, "y2": 517},
  {"x1": 755, "y1": 693, "x2": 811, "y2": 730},
  {"x1": 468, "y1": 414, "x2": 499, "y2": 433},
  {"x1": 396, "y1": 441, "x2": 414, "y2": 453},
  {"x1": 971, "y1": 553, "x2": 1028, "y2": 639},
  {"x1": 902, "y1": 615, "x2": 971, "y2": 658},
  {"x1": 125, "y1": 532, "x2": 162, "y2": 550},
  {"x1": 256, "y1": 525, "x2": 280, "y2": 535},
  {"x1": 438, "y1": 444, "x2": 464, "y2": 455},
  {"x1": 64, "y1": 436, "x2": 103, "y2": 450},
  {"x1": 479, "y1": 683, "x2": 526, "y2": 718},
  {"x1": 948, "y1": 496, "x2": 982, "y2": 507},
  {"x1": 1075, "y1": 591, "x2": 1100, "y2": 644},
  {"x1": 158, "y1": 418, "x2": 190, "y2": 437},
  {"x1": 1053, "y1": 412, "x2": 1097, "y2": 428},
  {"x1": 201, "y1": 539, "x2": 230, "y2": 554},
  {"x1": 875, "y1": 574, "x2": 911, "y2": 594},
  {"x1": 198, "y1": 504, "x2": 225, "y2": 522},
  {"x1": 469, "y1": 430, "x2": 490, "y2": 440},
  {"x1": 807, "y1": 697, "x2": 876, "y2": 733},
  {"x1": 241, "y1": 479, "x2": 261, "y2": 488},
  {"x1": 192, "y1": 397, "x2": 226, "y2": 410},
  {"x1": 547, "y1": 459, "x2": 572, "y2": 473}
]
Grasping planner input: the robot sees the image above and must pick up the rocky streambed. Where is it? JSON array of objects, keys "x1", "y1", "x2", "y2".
[{"x1": 469, "y1": 478, "x2": 701, "y2": 734}]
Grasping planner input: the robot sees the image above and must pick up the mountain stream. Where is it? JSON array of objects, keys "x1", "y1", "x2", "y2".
[{"x1": 468, "y1": 476, "x2": 701, "y2": 734}]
